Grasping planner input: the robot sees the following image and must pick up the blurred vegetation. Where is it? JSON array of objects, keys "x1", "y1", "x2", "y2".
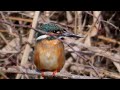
[{"x1": 0, "y1": 11, "x2": 120, "y2": 79}]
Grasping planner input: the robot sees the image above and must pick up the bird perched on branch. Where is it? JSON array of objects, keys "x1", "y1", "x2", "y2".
[{"x1": 34, "y1": 22, "x2": 83, "y2": 77}]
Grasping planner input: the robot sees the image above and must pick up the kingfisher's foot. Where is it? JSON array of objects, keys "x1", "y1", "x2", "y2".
[
  {"x1": 41, "y1": 72, "x2": 45, "y2": 78},
  {"x1": 52, "y1": 70, "x2": 58, "y2": 77}
]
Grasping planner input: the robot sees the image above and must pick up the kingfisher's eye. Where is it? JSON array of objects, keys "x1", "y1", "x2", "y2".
[
  {"x1": 56, "y1": 31, "x2": 61, "y2": 34},
  {"x1": 53, "y1": 30, "x2": 57, "y2": 33},
  {"x1": 53, "y1": 30, "x2": 61, "y2": 34},
  {"x1": 63, "y1": 29, "x2": 66, "y2": 33}
]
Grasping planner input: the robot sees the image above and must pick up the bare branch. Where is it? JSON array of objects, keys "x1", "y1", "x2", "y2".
[{"x1": 0, "y1": 66, "x2": 98, "y2": 79}]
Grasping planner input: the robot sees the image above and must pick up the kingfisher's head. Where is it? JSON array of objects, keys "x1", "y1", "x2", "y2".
[{"x1": 36, "y1": 23, "x2": 84, "y2": 41}]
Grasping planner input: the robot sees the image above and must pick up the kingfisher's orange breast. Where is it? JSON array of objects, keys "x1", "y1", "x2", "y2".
[{"x1": 34, "y1": 39, "x2": 65, "y2": 71}]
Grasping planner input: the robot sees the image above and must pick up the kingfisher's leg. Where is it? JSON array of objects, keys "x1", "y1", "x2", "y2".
[
  {"x1": 52, "y1": 70, "x2": 58, "y2": 77},
  {"x1": 41, "y1": 72, "x2": 45, "y2": 78}
]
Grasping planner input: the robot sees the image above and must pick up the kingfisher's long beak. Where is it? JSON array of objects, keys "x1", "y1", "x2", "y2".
[{"x1": 61, "y1": 32, "x2": 84, "y2": 38}]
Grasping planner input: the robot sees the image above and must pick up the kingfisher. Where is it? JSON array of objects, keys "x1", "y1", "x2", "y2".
[{"x1": 34, "y1": 22, "x2": 83, "y2": 77}]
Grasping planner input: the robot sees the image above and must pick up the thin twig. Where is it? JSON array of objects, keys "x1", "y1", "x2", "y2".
[
  {"x1": 0, "y1": 32, "x2": 9, "y2": 44},
  {"x1": 0, "y1": 50, "x2": 19, "y2": 54},
  {"x1": 7, "y1": 16, "x2": 33, "y2": 22},
  {"x1": 74, "y1": 11, "x2": 78, "y2": 34}
]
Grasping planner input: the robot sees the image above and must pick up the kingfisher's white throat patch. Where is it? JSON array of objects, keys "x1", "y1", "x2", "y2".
[{"x1": 36, "y1": 35, "x2": 49, "y2": 41}]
